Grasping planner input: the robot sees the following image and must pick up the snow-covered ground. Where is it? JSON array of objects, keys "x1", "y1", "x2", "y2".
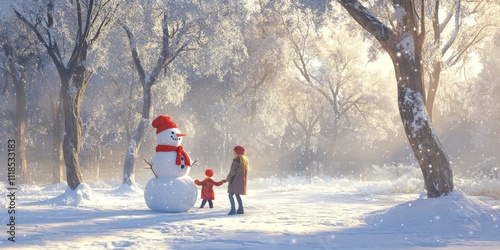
[{"x1": 1, "y1": 174, "x2": 499, "y2": 249}]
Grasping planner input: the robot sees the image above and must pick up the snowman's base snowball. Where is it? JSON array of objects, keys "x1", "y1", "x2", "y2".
[{"x1": 144, "y1": 176, "x2": 197, "y2": 213}]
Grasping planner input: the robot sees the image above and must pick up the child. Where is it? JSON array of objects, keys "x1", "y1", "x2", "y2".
[{"x1": 194, "y1": 169, "x2": 225, "y2": 208}]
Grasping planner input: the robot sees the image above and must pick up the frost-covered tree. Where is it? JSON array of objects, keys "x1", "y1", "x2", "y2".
[
  {"x1": 466, "y1": 32, "x2": 500, "y2": 164},
  {"x1": 228, "y1": 0, "x2": 289, "y2": 151},
  {"x1": 286, "y1": 86, "x2": 324, "y2": 163},
  {"x1": 39, "y1": 64, "x2": 65, "y2": 183},
  {"x1": 272, "y1": 2, "x2": 394, "y2": 174},
  {"x1": 1, "y1": 5, "x2": 63, "y2": 183},
  {"x1": 337, "y1": 0, "x2": 454, "y2": 197},
  {"x1": 235, "y1": 14, "x2": 284, "y2": 125},
  {"x1": 0, "y1": 16, "x2": 34, "y2": 183},
  {"x1": 423, "y1": 0, "x2": 498, "y2": 120},
  {"x1": 14, "y1": 0, "x2": 123, "y2": 190},
  {"x1": 119, "y1": 0, "x2": 247, "y2": 185}
]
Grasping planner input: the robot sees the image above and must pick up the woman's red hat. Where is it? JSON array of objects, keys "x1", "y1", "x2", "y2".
[{"x1": 234, "y1": 145, "x2": 245, "y2": 155}]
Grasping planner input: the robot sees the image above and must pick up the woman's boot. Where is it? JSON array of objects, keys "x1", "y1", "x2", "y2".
[
  {"x1": 228, "y1": 193, "x2": 236, "y2": 215},
  {"x1": 237, "y1": 207, "x2": 244, "y2": 214},
  {"x1": 236, "y1": 194, "x2": 244, "y2": 214}
]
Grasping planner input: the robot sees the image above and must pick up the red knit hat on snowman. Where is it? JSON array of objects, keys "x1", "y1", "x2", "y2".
[{"x1": 152, "y1": 115, "x2": 177, "y2": 134}]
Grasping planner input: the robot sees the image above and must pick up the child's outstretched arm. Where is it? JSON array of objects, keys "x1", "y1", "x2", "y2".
[
  {"x1": 194, "y1": 179, "x2": 206, "y2": 186},
  {"x1": 213, "y1": 180, "x2": 225, "y2": 186}
]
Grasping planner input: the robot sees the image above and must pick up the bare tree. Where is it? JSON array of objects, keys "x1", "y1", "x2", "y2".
[
  {"x1": 120, "y1": 14, "x2": 190, "y2": 185},
  {"x1": 120, "y1": 3, "x2": 207, "y2": 186},
  {"x1": 15, "y1": 0, "x2": 122, "y2": 190},
  {"x1": 338, "y1": 0, "x2": 453, "y2": 198},
  {"x1": 466, "y1": 32, "x2": 500, "y2": 164},
  {"x1": 288, "y1": 95, "x2": 324, "y2": 163},
  {"x1": 425, "y1": 0, "x2": 496, "y2": 120},
  {"x1": 276, "y1": 5, "x2": 387, "y2": 174},
  {"x1": 120, "y1": 0, "x2": 247, "y2": 185},
  {"x1": 0, "y1": 40, "x2": 29, "y2": 183},
  {"x1": 234, "y1": 3, "x2": 284, "y2": 125}
]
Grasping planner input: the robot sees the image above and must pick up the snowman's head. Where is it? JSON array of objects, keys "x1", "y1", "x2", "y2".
[
  {"x1": 156, "y1": 128, "x2": 186, "y2": 146},
  {"x1": 152, "y1": 115, "x2": 187, "y2": 146}
]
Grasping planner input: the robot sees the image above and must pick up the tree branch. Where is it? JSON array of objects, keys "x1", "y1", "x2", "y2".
[
  {"x1": 337, "y1": 0, "x2": 396, "y2": 52},
  {"x1": 441, "y1": 0, "x2": 461, "y2": 56},
  {"x1": 123, "y1": 25, "x2": 147, "y2": 85},
  {"x1": 14, "y1": 5, "x2": 65, "y2": 72}
]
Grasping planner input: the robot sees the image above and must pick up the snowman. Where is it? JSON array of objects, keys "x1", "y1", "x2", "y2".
[{"x1": 144, "y1": 115, "x2": 198, "y2": 213}]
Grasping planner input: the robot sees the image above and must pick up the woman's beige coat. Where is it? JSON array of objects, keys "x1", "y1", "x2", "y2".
[{"x1": 226, "y1": 157, "x2": 247, "y2": 195}]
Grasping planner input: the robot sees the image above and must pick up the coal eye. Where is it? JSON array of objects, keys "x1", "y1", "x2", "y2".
[{"x1": 171, "y1": 131, "x2": 175, "y2": 134}]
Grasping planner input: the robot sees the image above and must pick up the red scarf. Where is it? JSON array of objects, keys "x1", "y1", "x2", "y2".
[{"x1": 156, "y1": 145, "x2": 192, "y2": 166}]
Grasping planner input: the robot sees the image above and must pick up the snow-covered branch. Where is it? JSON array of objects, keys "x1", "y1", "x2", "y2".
[
  {"x1": 337, "y1": 0, "x2": 396, "y2": 51},
  {"x1": 441, "y1": 0, "x2": 461, "y2": 56}
]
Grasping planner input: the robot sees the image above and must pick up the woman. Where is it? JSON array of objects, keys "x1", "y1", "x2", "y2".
[{"x1": 225, "y1": 145, "x2": 249, "y2": 215}]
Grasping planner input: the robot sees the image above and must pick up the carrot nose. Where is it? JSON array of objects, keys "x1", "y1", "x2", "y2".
[{"x1": 177, "y1": 133, "x2": 186, "y2": 137}]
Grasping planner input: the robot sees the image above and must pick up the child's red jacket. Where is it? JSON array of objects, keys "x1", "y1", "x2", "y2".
[{"x1": 194, "y1": 177, "x2": 224, "y2": 200}]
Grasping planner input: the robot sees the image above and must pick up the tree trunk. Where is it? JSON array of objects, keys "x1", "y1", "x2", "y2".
[
  {"x1": 326, "y1": 117, "x2": 340, "y2": 175},
  {"x1": 4, "y1": 43, "x2": 28, "y2": 183},
  {"x1": 338, "y1": 0, "x2": 454, "y2": 198},
  {"x1": 426, "y1": 62, "x2": 441, "y2": 121},
  {"x1": 14, "y1": 77, "x2": 27, "y2": 184},
  {"x1": 50, "y1": 93, "x2": 64, "y2": 183},
  {"x1": 122, "y1": 85, "x2": 152, "y2": 185},
  {"x1": 121, "y1": 13, "x2": 189, "y2": 185},
  {"x1": 62, "y1": 102, "x2": 83, "y2": 190},
  {"x1": 250, "y1": 97, "x2": 257, "y2": 125},
  {"x1": 393, "y1": 55, "x2": 453, "y2": 197},
  {"x1": 61, "y1": 60, "x2": 88, "y2": 190},
  {"x1": 15, "y1": 0, "x2": 119, "y2": 189}
]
